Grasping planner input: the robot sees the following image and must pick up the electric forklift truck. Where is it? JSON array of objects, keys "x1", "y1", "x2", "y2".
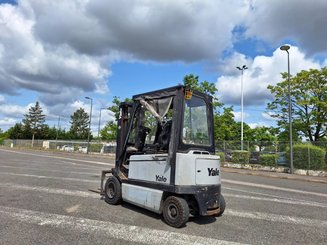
[{"x1": 100, "y1": 85, "x2": 225, "y2": 228}]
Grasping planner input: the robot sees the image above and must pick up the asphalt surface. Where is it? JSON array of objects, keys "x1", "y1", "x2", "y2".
[{"x1": 0, "y1": 147, "x2": 326, "y2": 244}]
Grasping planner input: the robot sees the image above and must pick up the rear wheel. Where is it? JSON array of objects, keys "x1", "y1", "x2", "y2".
[
  {"x1": 104, "y1": 176, "x2": 122, "y2": 205},
  {"x1": 163, "y1": 196, "x2": 189, "y2": 228},
  {"x1": 217, "y1": 194, "x2": 225, "y2": 216}
]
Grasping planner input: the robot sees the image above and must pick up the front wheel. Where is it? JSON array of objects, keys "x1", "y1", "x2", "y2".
[
  {"x1": 163, "y1": 196, "x2": 189, "y2": 228},
  {"x1": 104, "y1": 176, "x2": 122, "y2": 205}
]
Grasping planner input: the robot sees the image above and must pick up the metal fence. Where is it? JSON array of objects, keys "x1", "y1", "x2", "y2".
[
  {"x1": 2, "y1": 139, "x2": 326, "y2": 170},
  {"x1": 2, "y1": 139, "x2": 117, "y2": 154},
  {"x1": 216, "y1": 140, "x2": 327, "y2": 171}
]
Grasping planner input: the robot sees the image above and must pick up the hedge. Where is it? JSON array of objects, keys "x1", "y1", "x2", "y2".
[
  {"x1": 231, "y1": 150, "x2": 249, "y2": 164},
  {"x1": 286, "y1": 144, "x2": 326, "y2": 170},
  {"x1": 216, "y1": 152, "x2": 225, "y2": 162},
  {"x1": 260, "y1": 154, "x2": 278, "y2": 167}
]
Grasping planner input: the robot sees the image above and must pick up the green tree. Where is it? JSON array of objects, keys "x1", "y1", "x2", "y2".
[
  {"x1": 267, "y1": 68, "x2": 327, "y2": 142},
  {"x1": 7, "y1": 123, "x2": 24, "y2": 139},
  {"x1": 214, "y1": 107, "x2": 237, "y2": 141},
  {"x1": 69, "y1": 108, "x2": 90, "y2": 140},
  {"x1": 99, "y1": 97, "x2": 132, "y2": 140},
  {"x1": 252, "y1": 126, "x2": 278, "y2": 151},
  {"x1": 100, "y1": 121, "x2": 117, "y2": 141},
  {"x1": 22, "y1": 101, "x2": 46, "y2": 143},
  {"x1": 183, "y1": 74, "x2": 223, "y2": 110}
]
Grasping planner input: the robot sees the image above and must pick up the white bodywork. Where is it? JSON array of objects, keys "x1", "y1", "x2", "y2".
[
  {"x1": 128, "y1": 154, "x2": 170, "y2": 184},
  {"x1": 122, "y1": 183, "x2": 163, "y2": 213},
  {"x1": 175, "y1": 152, "x2": 220, "y2": 186},
  {"x1": 122, "y1": 152, "x2": 220, "y2": 213}
]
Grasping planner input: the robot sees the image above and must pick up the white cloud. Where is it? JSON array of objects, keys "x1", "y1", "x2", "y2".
[
  {"x1": 262, "y1": 112, "x2": 277, "y2": 121},
  {"x1": 248, "y1": 122, "x2": 269, "y2": 129},
  {"x1": 0, "y1": 117, "x2": 17, "y2": 127},
  {"x1": 216, "y1": 46, "x2": 321, "y2": 106},
  {"x1": 244, "y1": 0, "x2": 327, "y2": 56},
  {"x1": 1, "y1": 0, "x2": 327, "y2": 131},
  {"x1": 232, "y1": 111, "x2": 250, "y2": 122},
  {"x1": 0, "y1": 103, "x2": 28, "y2": 117}
]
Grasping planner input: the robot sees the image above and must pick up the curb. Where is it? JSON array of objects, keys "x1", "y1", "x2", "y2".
[{"x1": 222, "y1": 167, "x2": 327, "y2": 184}]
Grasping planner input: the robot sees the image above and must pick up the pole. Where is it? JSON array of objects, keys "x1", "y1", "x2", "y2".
[
  {"x1": 241, "y1": 69, "x2": 244, "y2": 151},
  {"x1": 280, "y1": 45, "x2": 293, "y2": 174},
  {"x1": 55, "y1": 115, "x2": 61, "y2": 149},
  {"x1": 286, "y1": 50, "x2": 294, "y2": 174},
  {"x1": 85, "y1": 97, "x2": 93, "y2": 154},
  {"x1": 98, "y1": 109, "x2": 102, "y2": 139},
  {"x1": 237, "y1": 65, "x2": 248, "y2": 151}
]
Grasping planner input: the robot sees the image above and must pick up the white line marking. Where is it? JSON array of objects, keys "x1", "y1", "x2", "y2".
[
  {"x1": 0, "y1": 172, "x2": 98, "y2": 183},
  {"x1": 223, "y1": 187, "x2": 327, "y2": 208},
  {"x1": 0, "y1": 206, "x2": 244, "y2": 245},
  {"x1": 222, "y1": 179, "x2": 327, "y2": 198},
  {"x1": 0, "y1": 183, "x2": 98, "y2": 198},
  {"x1": 0, "y1": 165, "x2": 100, "y2": 176},
  {"x1": 225, "y1": 209, "x2": 327, "y2": 228},
  {"x1": 224, "y1": 193, "x2": 327, "y2": 208},
  {"x1": 2, "y1": 182, "x2": 326, "y2": 209},
  {"x1": 0, "y1": 148, "x2": 114, "y2": 166}
]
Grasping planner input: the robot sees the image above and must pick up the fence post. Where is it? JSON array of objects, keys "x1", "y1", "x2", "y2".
[{"x1": 308, "y1": 143, "x2": 311, "y2": 172}]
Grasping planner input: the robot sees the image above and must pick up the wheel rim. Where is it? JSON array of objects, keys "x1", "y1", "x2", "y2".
[
  {"x1": 167, "y1": 203, "x2": 178, "y2": 220},
  {"x1": 107, "y1": 182, "x2": 115, "y2": 198}
]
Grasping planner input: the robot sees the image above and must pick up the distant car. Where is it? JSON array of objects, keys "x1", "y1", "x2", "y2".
[
  {"x1": 60, "y1": 145, "x2": 74, "y2": 152},
  {"x1": 78, "y1": 146, "x2": 87, "y2": 153}
]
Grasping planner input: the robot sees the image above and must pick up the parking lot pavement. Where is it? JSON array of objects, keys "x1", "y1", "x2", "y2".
[
  {"x1": 0, "y1": 148, "x2": 327, "y2": 244},
  {"x1": 222, "y1": 167, "x2": 327, "y2": 184}
]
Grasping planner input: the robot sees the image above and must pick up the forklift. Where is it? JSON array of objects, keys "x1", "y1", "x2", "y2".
[{"x1": 100, "y1": 85, "x2": 225, "y2": 228}]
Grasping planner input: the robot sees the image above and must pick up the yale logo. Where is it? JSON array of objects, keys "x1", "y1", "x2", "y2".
[
  {"x1": 208, "y1": 168, "x2": 219, "y2": 176},
  {"x1": 156, "y1": 175, "x2": 167, "y2": 182}
]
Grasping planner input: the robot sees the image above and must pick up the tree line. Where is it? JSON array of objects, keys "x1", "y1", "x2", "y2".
[
  {"x1": 0, "y1": 67, "x2": 326, "y2": 145},
  {"x1": 1, "y1": 103, "x2": 93, "y2": 141}
]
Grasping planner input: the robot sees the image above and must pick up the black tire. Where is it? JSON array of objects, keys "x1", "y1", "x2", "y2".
[
  {"x1": 104, "y1": 176, "x2": 122, "y2": 205},
  {"x1": 163, "y1": 196, "x2": 189, "y2": 228},
  {"x1": 217, "y1": 194, "x2": 226, "y2": 216}
]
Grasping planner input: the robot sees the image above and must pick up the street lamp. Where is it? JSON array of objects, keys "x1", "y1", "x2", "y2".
[
  {"x1": 280, "y1": 45, "x2": 293, "y2": 174},
  {"x1": 98, "y1": 107, "x2": 107, "y2": 140},
  {"x1": 85, "y1": 96, "x2": 93, "y2": 154},
  {"x1": 55, "y1": 115, "x2": 61, "y2": 149},
  {"x1": 236, "y1": 65, "x2": 248, "y2": 151}
]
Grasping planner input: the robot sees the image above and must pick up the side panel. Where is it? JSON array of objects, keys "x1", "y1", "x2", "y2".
[
  {"x1": 195, "y1": 158, "x2": 220, "y2": 185},
  {"x1": 129, "y1": 154, "x2": 171, "y2": 185},
  {"x1": 175, "y1": 153, "x2": 220, "y2": 186},
  {"x1": 122, "y1": 183, "x2": 163, "y2": 213}
]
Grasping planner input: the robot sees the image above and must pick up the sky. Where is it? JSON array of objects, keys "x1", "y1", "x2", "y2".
[{"x1": 0, "y1": 0, "x2": 327, "y2": 134}]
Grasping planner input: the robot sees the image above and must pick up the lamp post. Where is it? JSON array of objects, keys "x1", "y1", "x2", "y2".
[
  {"x1": 236, "y1": 65, "x2": 248, "y2": 151},
  {"x1": 55, "y1": 115, "x2": 61, "y2": 149},
  {"x1": 85, "y1": 97, "x2": 93, "y2": 154},
  {"x1": 98, "y1": 107, "x2": 107, "y2": 140},
  {"x1": 280, "y1": 45, "x2": 293, "y2": 174}
]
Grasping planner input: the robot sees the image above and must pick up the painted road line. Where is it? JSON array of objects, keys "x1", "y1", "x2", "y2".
[
  {"x1": 0, "y1": 206, "x2": 244, "y2": 245},
  {"x1": 0, "y1": 172, "x2": 98, "y2": 183},
  {"x1": 225, "y1": 209, "x2": 327, "y2": 229},
  {"x1": 223, "y1": 193, "x2": 327, "y2": 208},
  {"x1": 0, "y1": 183, "x2": 98, "y2": 198},
  {"x1": 0, "y1": 148, "x2": 114, "y2": 166},
  {"x1": 223, "y1": 187, "x2": 327, "y2": 208},
  {"x1": 222, "y1": 179, "x2": 327, "y2": 198},
  {"x1": 1, "y1": 182, "x2": 326, "y2": 209},
  {"x1": 0, "y1": 165, "x2": 101, "y2": 176}
]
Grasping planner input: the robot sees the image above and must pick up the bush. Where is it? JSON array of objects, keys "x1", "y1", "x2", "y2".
[
  {"x1": 231, "y1": 150, "x2": 249, "y2": 164},
  {"x1": 90, "y1": 143, "x2": 102, "y2": 153},
  {"x1": 286, "y1": 144, "x2": 326, "y2": 170},
  {"x1": 260, "y1": 154, "x2": 278, "y2": 167},
  {"x1": 216, "y1": 152, "x2": 225, "y2": 162}
]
